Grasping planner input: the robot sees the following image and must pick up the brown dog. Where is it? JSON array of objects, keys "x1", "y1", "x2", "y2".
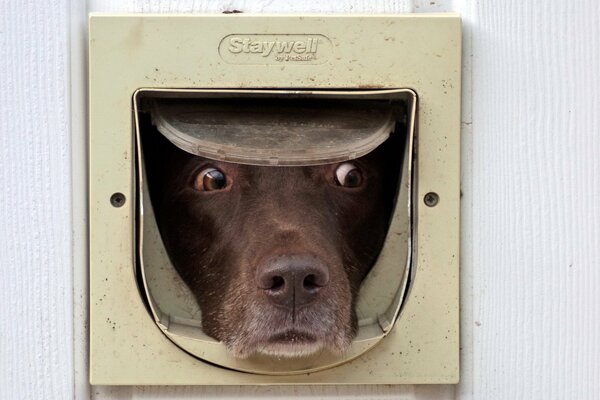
[{"x1": 142, "y1": 118, "x2": 402, "y2": 358}]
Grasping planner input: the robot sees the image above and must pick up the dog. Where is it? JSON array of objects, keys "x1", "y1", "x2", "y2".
[{"x1": 142, "y1": 116, "x2": 402, "y2": 358}]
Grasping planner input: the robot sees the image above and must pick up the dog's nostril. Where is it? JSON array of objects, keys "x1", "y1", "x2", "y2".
[
  {"x1": 303, "y1": 274, "x2": 319, "y2": 291},
  {"x1": 270, "y1": 275, "x2": 285, "y2": 291}
]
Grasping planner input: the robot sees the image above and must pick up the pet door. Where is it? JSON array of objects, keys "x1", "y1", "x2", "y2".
[{"x1": 134, "y1": 88, "x2": 416, "y2": 374}]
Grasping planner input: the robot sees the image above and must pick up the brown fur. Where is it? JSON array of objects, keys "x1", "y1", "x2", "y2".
[{"x1": 142, "y1": 117, "x2": 402, "y2": 358}]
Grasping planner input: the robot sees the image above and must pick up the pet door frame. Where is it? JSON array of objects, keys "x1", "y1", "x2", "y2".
[{"x1": 89, "y1": 13, "x2": 461, "y2": 385}]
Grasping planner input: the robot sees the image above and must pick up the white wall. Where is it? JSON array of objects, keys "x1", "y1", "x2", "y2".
[
  {"x1": 471, "y1": 2, "x2": 600, "y2": 398},
  {"x1": 1, "y1": 0, "x2": 599, "y2": 399},
  {"x1": 0, "y1": 1, "x2": 73, "y2": 399}
]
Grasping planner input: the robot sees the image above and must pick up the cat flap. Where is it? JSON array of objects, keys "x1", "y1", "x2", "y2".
[
  {"x1": 135, "y1": 89, "x2": 416, "y2": 375},
  {"x1": 150, "y1": 98, "x2": 396, "y2": 166}
]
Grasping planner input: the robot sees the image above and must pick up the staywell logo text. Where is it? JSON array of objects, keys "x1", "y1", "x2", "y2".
[
  {"x1": 228, "y1": 37, "x2": 320, "y2": 57},
  {"x1": 219, "y1": 34, "x2": 332, "y2": 65}
]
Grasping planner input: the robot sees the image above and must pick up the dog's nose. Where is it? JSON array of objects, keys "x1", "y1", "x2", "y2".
[{"x1": 256, "y1": 255, "x2": 330, "y2": 309}]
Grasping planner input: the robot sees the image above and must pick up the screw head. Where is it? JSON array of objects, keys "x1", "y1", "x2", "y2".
[
  {"x1": 424, "y1": 192, "x2": 439, "y2": 207},
  {"x1": 110, "y1": 192, "x2": 126, "y2": 208}
]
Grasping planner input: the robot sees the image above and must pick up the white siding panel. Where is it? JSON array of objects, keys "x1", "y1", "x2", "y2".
[
  {"x1": 0, "y1": 1, "x2": 73, "y2": 399},
  {"x1": 87, "y1": 0, "x2": 412, "y2": 14},
  {"x1": 472, "y1": 1, "x2": 600, "y2": 399}
]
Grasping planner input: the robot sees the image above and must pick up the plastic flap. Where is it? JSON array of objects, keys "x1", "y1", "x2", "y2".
[{"x1": 150, "y1": 98, "x2": 396, "y2": 166}]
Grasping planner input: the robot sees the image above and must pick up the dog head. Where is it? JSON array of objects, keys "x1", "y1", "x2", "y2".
[{"x1": 143, "y1": 121, "x2": 401, "y2": 358}]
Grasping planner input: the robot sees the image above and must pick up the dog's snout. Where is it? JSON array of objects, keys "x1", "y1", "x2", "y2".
[{"x1": 256, "y1": 255, "x2": 330, "y2": 309}]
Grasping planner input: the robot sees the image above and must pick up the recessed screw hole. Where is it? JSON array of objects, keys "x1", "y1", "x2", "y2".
[
  {"x1": 110, "y1": 192, "x2": 126, "y2": 208},
  {"x1": 424, "y1": 192, "x2": 439, "y2": 207}
]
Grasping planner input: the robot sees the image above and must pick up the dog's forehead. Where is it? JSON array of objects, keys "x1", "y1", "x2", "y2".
[{"x1": 238, "y1": 164, "x2": 323, "y2": 188}]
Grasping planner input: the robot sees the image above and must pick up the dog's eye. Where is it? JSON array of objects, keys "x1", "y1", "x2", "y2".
[
  {"x1": 334, "y1": 163, "x2": 363, "y2": 188},
  {"x1": 194, "y1": 167, "x2": 228, "y2": 192}
]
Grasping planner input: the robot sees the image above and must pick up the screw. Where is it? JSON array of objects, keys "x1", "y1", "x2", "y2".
[
  {"x1": 110, "y1": 192, "x2": 126, "y2": 208},
  {"x1": 424, "y1": 192, "x2": 439, "y2": 207}
]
